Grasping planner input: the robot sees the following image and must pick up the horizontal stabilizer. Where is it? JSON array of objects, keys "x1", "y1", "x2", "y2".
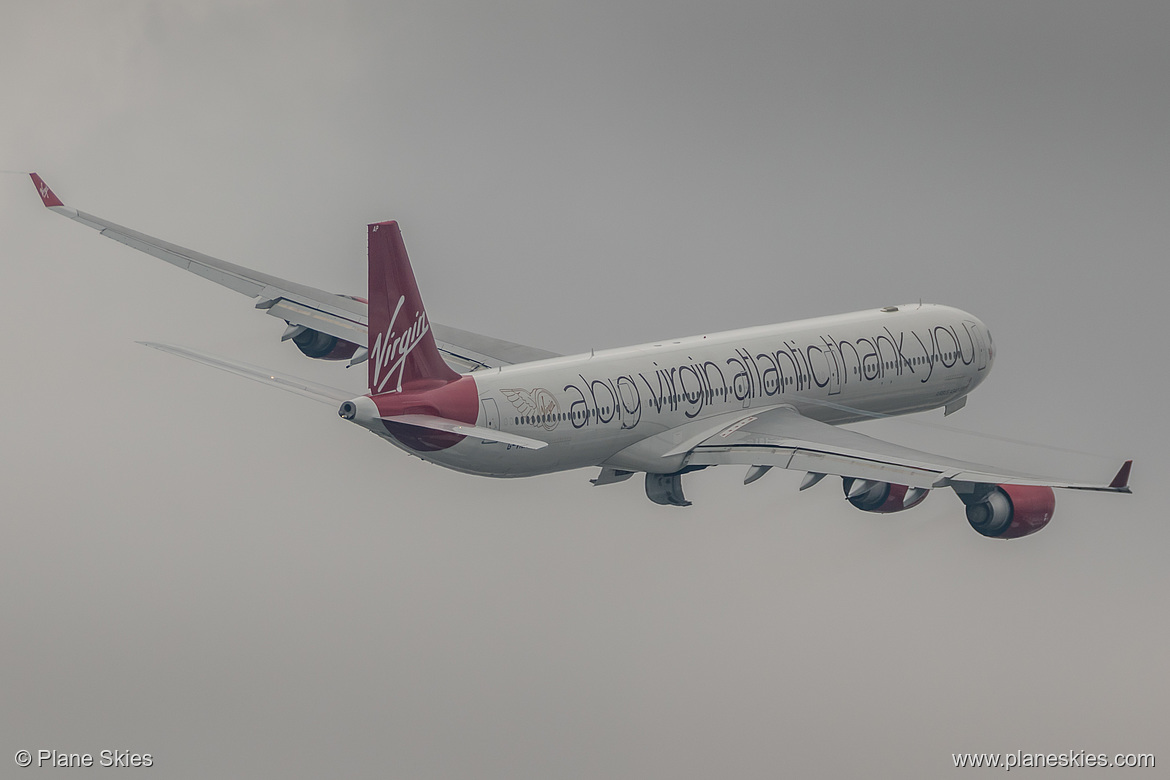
[
  {"x1": 139, "y1": 342, "x2": 356, "y2": 404},
  {"x1": 381, "y1": 413, "x2": 548, "y2": 450}
]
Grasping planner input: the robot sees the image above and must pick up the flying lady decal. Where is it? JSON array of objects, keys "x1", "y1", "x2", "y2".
[{"x1": 502, "y1": 387, "x2": 561, "y2": 431}]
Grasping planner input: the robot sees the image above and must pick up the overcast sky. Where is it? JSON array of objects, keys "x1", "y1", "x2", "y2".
[{"x1": 2, "y1": 2, "x2": 1167, "y2": 777}]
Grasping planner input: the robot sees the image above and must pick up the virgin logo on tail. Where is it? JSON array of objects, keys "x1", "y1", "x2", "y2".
[{"x1": 371, "y1": 294, "x2": 430, "y2": 393}]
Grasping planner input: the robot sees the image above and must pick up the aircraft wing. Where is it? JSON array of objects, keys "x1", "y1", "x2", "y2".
[
  {"x1": 684, "y1": 405, "x2": 1132, "y2": 494},
  {"x1": 30, "y1": 173, "x2": 558, "y2": 371}
]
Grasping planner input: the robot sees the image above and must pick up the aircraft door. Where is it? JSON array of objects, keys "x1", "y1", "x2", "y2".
[
  {"x1": 481, "y1": 398, "x2": 500, "y2": 430},
  {"x1": 965, "y1": 321, "x2": 989, "y2": 370},
  {"x1": 807, "y1": 342, "x2": 842, "y2": 395},
  {"x1": 825, "y1": 345, "x2": 842, "y2": 396}
]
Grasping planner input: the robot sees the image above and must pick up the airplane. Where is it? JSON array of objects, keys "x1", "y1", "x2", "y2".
[{"x1": 28, "y1": 173, "x2": 1131, "y2": 539}]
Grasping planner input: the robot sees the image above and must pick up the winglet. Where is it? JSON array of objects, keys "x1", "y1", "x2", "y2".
[
  {"x1": 1109, "y1": 460, "x2": 1133, "y2": 490},
  {"x1": 29, "y1": 173, "x2": 64, "y2": 208}
]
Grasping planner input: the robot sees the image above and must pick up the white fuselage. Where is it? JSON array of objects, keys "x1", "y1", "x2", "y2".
[{"x1": 375, "y1": 304, "x2": 992, "y2": 478}]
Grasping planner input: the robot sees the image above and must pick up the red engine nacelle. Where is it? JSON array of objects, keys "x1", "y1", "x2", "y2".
[
  {"x1": 964, "y1": 484, "x2": 1056, "y2": 539},
  {"x1": 290, "y1": 327, "x2": 361, "y2": 361},
  {"x1": 841, "y1": 478, "x2": 930, "y2": 513}
]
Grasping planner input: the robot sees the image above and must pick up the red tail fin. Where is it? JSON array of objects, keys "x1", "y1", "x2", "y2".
[{"x1": 367, "y1": 221, "x2": 459, "y2": 393}]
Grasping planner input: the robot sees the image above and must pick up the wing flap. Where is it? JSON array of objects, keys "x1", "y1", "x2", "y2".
[{"x1": 687, "y1": 440, "x2": 942, "y2": 489}]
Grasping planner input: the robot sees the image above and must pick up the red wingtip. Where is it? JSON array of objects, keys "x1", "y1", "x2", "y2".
[
  {"x1": 29, "y1": 173, "x2": 64, "y2": 208},
  {"x1": 1109, "y1": 460, "x2": 1133, "y2": 489}
]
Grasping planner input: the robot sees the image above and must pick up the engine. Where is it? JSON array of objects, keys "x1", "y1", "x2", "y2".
[
  {"x1": 841, "y1": 478, "x2": 929, "y2": 513},
  {"x1": 288, "y1": 326, "x2": 361, "y2": 361},
  {"x1": 963, "y1": 484, "x2": 1055, "y2": 539},
  {"x1": 281, "y1": 294, "x2": 366, "y2": 361}
]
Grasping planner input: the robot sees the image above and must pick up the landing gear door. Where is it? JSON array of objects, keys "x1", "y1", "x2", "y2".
[{"x1": 481, "y1": 398, "x2": 500, "y2": 430}]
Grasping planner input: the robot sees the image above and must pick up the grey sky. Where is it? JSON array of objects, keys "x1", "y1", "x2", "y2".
[{"x1": 2, "y1": 2, "x2": 1166, "y2": 777}]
